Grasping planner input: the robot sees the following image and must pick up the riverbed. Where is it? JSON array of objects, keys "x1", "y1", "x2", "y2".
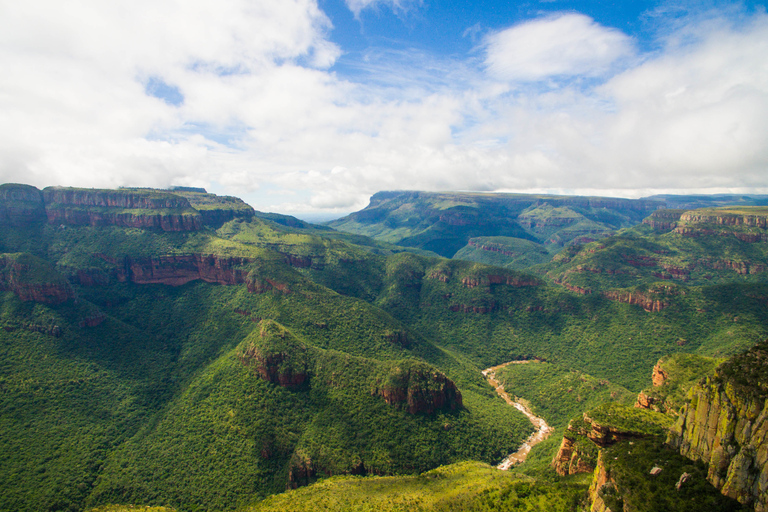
[{"x1": 482, "y1": 361, "x2": 553, "y2": 470}]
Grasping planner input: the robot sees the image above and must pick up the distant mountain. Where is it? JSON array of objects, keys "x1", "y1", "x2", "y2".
[
  {"x1": 329, "y1": 191, "x2": 768, "y2": 270},
  {"x1": 642, "y1": 193, "x2": 768, "y2": 209}
]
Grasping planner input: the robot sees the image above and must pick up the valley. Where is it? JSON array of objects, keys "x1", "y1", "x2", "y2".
[
  {"x1": 482, "y1": 361, "x2": 554, "y2": 469},
  {"x1": 1, "y1": 184, "x2": 767, "y2": 511}
]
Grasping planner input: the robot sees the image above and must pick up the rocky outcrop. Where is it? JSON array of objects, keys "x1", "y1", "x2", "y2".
[
  {"x1": 0, "y1": 184, "x2": 46, "y2": 225},
  {"x1": 467, "y1": 240, "x2": 517, "y2": 257},
  {"x1": 43, "y1": 186, "x2": 202, "y2": 231},
  {"x1": 449, "y1": 303, "x2": 496, "y2": 314},
  {"x1": 383, "y1": 330, "x2": 411, "y2": 348},
  {"x1": 239, "y1": 321, "x2": 309, "y2": 390},
  {"x1": 642, "y1": 209, "x2": 685, "y2": 231},
  {"x1": 287, "y1": 450, "x2": 316, "y2": 489},
  {"x1": 88, "y1": 253, "x2": 253, "y2": 287},
  {"x1": 460, "y1": 273, "x2": 540, "y2": 288},
  {"x1": 588, "y1": 451, "x2": 615, "y2": 512},
  {"x1": 0, "y1": 253, "x2": 74, "y2": 304},
  {"x1": 553, "y1": 418, "x2": 599, "y2": 476},
  {"x1": 601, "y1": 289, "x2": 668, "y2": 312},
  {"x1": 651, "y1": 361, "x2": 669, "y2": 387},
  {"x1": 667, "y1": 340, "x2": 768, "y2": 511},
  {"x1": 376, "y1": 362, "x2": 462, "y2": 415},
  {"x1": 674, "y1": 209, "x2": 768, "y2": 242}
]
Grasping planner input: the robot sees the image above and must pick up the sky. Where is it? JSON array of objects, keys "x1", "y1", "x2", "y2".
[{"x1": 1, "y1": 0, "x2": 767, "y2": 218}]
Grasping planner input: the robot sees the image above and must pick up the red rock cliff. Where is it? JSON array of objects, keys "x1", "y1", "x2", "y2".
[
  {"x1": 43, "y1": 187, "x2": 202, "y2": 231},
  {"x1": 0, "y1": 253, "x2": 74, "y2": 304},
  {"x1": 376, "y1": 363, "x2": 463, "y2": 414}
]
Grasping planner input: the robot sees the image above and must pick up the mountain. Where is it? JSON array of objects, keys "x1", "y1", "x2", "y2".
[
  {"x1": 327, "y1": 191, "x2": 663, "y2": 260},
  {"x1": 2, "y1": 183, "x2": 768, "y2": 511}
]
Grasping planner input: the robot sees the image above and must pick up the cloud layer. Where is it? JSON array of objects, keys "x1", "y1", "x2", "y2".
[{"x1": 1, "y1": 1, "x2": 766, "y2": 214}]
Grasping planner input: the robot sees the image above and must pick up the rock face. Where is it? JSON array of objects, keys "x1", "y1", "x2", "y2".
[
  {"x1": 674, "y1": 209, "x2": 768, "y2": 242},
  {"x1": 552, "y1": 422, "x2": 598, "y2": 476},
  {"x1": 460, "y1": 273, "x2": 540, "y2": 288},
  {"x1": 667, "y1": 340, "x2": 768, "y2": 511},
  {"x1": 239, "y1": 320, "x2": 309, "y2": 391},
  {"x1": 601, "y1": 289, "x2": 667, "y2": 312},
  {"x1": 642, "y1": 209, "x2": 686, "y2": 231},
  {"x1": 0, "y1": 253, "x2": 74, "y2": 304},
  {"x1": 43, "y1": 187, "x2": 202, "y2": 231},
  {"x1": 0, "y1": 184, "x2": 46, "y2": 225},
  {"x1": 89, "y1": 253, "x2": 253, "y2": 287},
  {"x1": 376, "y1": 362, "x2": 462, "y2": 414},
  {"x1": 588, "y1": 451, "x2": 614, "y2": 512}
]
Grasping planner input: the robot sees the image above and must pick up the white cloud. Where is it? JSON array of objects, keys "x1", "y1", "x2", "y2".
[
  {"x1": 344, "y1": 0, "x2": 421, "y2": 18},
  {"x1": 0, "y1": 2, "x2": 766, "y2": 214},
  {"x1": 483, "y1": 13, "x2": 635, "y2": 81}
]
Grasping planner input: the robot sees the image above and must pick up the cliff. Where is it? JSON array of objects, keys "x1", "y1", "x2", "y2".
[
  {"x1": 552, "y1": 416, "x2": 600, "y2": 476},
  {"x1": 238, "y1": 320, "x2": 309, "y2": 390},
  {"x1": 635, "y1": 353, "x2": 722, "y2": 416},
  {"x1": 642, "y1": 209, "x2": 686, "y2": 231},
  {"x1": 168, "y1": 189, "x2": 255, "y2": 228},
  {"x1": 375, "y1": 360, "x2": 463, "y2": 414},
  {"x1": 601, "y1": 282, "x2": 685, "y2": 313},
  {"x1": 0, "y1": 184, "x2": 46, "y2": 225},
  {"x1": 675, "y1": 207, "x2": 768, "y2": 242},
  {"x1": 0, "y1": 253, "x2": 74, "y2": 304},
  {"x1": 668, "y1": 339, "x2": 768, "y2": 511},
  {"x1": 43, "y1": 187, "x2": 202, "y2": 231}
]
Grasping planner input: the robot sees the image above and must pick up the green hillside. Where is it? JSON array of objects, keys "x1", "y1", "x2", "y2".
[
  {"x1": 328, "y1": 191, "x2": 661, "y2": 258},
  {"x1": 2, "y1": 185, "x2": 768, "y2": 511}
]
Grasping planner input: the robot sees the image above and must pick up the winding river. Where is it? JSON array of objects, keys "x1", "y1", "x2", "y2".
[{"x1": 482, "y1": 361, "x2": 553, "y2": 470}]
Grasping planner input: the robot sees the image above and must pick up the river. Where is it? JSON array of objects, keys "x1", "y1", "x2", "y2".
[{"x1": 482, "y1": 361, "x2": 553, "y2": 470}]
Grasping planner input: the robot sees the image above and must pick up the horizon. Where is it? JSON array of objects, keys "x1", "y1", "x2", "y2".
[{"x1": 2, "y1": 0, "x2": 768, "y2": 215}]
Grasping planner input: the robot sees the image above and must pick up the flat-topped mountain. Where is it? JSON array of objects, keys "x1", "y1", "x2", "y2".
[{"x1": 328, "y1": 191, "x2": 663, "y2": 259}]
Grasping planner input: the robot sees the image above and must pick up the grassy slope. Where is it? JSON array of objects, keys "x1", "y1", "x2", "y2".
[{"x1": 245, "y1": 461, "x2": 587, "y2": 512}]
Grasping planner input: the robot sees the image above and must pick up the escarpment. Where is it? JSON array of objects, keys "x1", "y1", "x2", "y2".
[
  {"x1": 0, "y1": 183, "x2": 46, "y2": 225},
  {"x1": 600, "y1": 289, "x2": 668, "y2": 312},
  {"x1": 1, "y1": 185, "x2": 260, "y2": 232},
  {"x1": 43, "y1": 186, "x2": 202, "y2": 231},
  {"x1": 674, "y1": 208, "x2": 768, "y2": 241},
  {"x1": 87, "y1": 253, "x2": 254, "y2": 287},
  {"x1": 0, "y1": 253, "x2": 74, "y2": 304},
  {"x1": 375, "y1": 361, "x2": 462, "y2": 414},
  {"x1": 643, "y1": 209, "x2": 686, "y2": 231},
  {"x1": 667, "y1": 340, "x2": 768, "y2": 511},
  {"x1": 73, "y1": 253, "x2": 295, "y2": 294}
]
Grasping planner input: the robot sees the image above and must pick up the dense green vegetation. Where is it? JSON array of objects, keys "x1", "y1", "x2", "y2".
[
  {"x1": 541, "y1": 222, "x2": 768, "y2": 291},
  {"x1": 2, "y1": 185, "x2": 768, "y2": 511},
  {"x1": 598, "y1": 439, "x2": 744, "y2": 511},
  {"x1": 329, "y1": 191, "x2": 659, "y2": 258},
  {"x1": 494, "y1": 361, "x2": 636, "y2": 430},
  {"x1": 453, "y1": 237, "x2": 551, "y2": 270},
  {"x1": 638, "y1": 353, "x2": 723, "y2": 415},
  {"x1": 245, "y1": 461, "x2": 588, "y2": 512}
]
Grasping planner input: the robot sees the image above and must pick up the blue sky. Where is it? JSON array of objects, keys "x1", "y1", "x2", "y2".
[{"x1": 1, "y1": 0, "x2": 767, "y2": 218}]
